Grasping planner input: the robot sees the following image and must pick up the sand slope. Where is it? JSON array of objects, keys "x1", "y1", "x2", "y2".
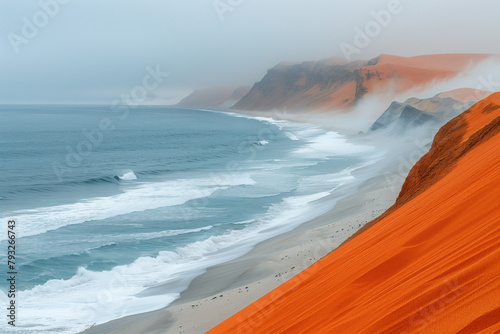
[
  {"x1": 209, "y1": 93, "x2": 500, "y2": 333},
  {"x1": 363, "y1": 53, "x2": 489, "y2": 86},
  {"x1": 438, "y1": 88, "x2": 492, "y2": 103}
]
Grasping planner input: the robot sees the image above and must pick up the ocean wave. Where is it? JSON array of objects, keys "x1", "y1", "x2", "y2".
[
  {"x1": 17, "y1": 227, "x2": 215, "y2": 276},
  {"x1": 0, "y1": 173, "x2": 255, "y2": 240},
  {"x1": 81, "y1": 176, "x2": 117, "y2": 185},
  {"x1": 114, "y1": 170, "x2": 137, "y2": 181},
  {"x1": 293, "y1": 130, "x2": 373, "y2": 158},
  {"x1": 201, "y1": 109, "x2": 290, "y2": 130},
  {"x1": 230, "y1": 219, "x2": 255, "y2": 225},
  {"x1": 140, "y1": 168, "x2": 173, "y2": 176},
  {"x1": 6, "y1": 171, "x2": 136, "y2": 197},
  {"x1": 126, "y1": 225, "x2": 213, "y2": 241}
]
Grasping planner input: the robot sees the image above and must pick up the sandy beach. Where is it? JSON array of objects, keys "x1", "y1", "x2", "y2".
[{"x1": 81, "y1": 124, "x2": 432, "y2": 334}]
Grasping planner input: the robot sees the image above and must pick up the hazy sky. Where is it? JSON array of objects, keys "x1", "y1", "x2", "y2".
[{"x1": 1, "y1": 0, "x2": 499, "y2": 104}]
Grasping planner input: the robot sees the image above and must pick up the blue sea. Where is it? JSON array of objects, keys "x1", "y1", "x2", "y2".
[{"x1": 0, "y1": 105, "x2": 379, "y2": 333}]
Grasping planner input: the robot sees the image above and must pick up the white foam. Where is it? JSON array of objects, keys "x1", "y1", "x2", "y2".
[
  {"x1": 125, "y1": 226, "x2": 213, "y2": 241},
  {"x1": 202, "y1": 109, "x2": 294, "y2": 131},
  {"x1": 231, "y1": 219, "x2": 255, "y2": 225},
  {"x1": 285, "y1": 131, "x2": 299, "y2": 140},
  {"x1": 294, "y1": 130, "x2": 373, "y2": 158},
  {"x1": 117, "y1": 170, "x2": 137, "y2": 181},
  {"x1": 0, "y1": 173, "x2": 255, "y2": 240}
]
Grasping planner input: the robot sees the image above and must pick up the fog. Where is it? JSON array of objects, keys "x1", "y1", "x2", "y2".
[
  {"x1": 268, "y1": 56, "x2": 500, "y2": 135},
  {"x1": 0, "y1": 0, "x2": 499, "y2": 104}
]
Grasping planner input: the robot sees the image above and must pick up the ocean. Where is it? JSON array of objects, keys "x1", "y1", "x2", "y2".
[{"x1": 0, "y1": 105, "x2": 379, "y2": 333}]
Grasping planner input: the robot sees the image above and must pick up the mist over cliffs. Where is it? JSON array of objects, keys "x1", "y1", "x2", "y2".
[{"x1": 230, "y1": 54, "x2": 491, "y2": 112}]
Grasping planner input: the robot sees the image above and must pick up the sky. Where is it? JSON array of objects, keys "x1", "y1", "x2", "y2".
[{"x1": 0, "y1": 0, "x2": 499, "y2": 104}]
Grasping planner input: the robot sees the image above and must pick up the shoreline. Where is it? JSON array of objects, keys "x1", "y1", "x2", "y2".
[
  {"x1": 81, "y1": 124, "x2": 428, "y2": 334},
  {"x1": 215, "y1": 106, "x2": 386, "y2": 136}
]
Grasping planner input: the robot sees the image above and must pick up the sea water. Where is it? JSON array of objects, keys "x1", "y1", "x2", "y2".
[{"x1": 0, "y1": 105, "x2": 378, "y2": 333}]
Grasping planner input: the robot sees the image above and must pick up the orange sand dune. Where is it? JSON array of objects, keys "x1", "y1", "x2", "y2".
[
  {"x1": 359, "y1": 54, "x2": 492, "y2": 96},
  {"x1": 209, "y1": 93, "x2": 500, "y2": 333},
  {"x1": 375, "y1": 53, "x2": 490, "y2": 72},
  {"x1": 438, "y1": 88, "x2": 493, "y2": 103}
]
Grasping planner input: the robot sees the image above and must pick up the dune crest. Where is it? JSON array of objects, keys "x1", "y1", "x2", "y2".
[
  {"x1": 438, "y1": 88, "x2": 492, "y2": 103},
  {"x1": 209, "y1": 93, "x2": 500, "y2": 333}
]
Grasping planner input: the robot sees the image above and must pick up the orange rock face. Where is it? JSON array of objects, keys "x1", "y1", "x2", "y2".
[{"x1": 209, "y1": 93, "x2": 500, "y2": 333}]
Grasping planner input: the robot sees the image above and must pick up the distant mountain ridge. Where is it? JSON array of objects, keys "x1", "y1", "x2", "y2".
[{"x1": 177, "y1": 86, "x2": 250, "y2": 108}]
